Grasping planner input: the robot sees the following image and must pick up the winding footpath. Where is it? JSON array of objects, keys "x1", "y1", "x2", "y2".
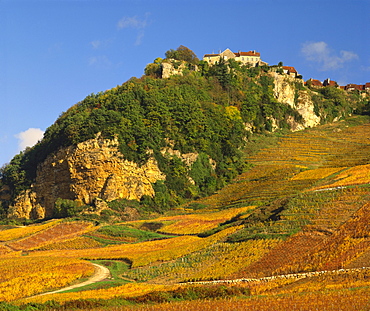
[{"x1": 30, "y1": 263, "x2": 111, "y2": 298}]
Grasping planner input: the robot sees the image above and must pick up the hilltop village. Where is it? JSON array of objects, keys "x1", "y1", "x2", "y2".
[
  {"x1": 161, "y1": 47, "x2": 369, "y2": 94},
  {"x1": 202, "y1": 48, "x2": 370, "y2": 92}
]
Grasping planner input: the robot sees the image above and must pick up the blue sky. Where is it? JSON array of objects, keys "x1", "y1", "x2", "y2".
[{"x1": 1, "y1": 0, "x2": 369, "y2": 167}]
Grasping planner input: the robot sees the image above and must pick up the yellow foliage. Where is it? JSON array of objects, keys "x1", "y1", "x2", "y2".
[
  {"x1": 0, "y1": 245, "x2": 13, "y2": 256},
  {"x1": 7, "y1": 221, "x2": 95, "y2": 250},
  {"x1": 154, "y1": 206, "x2": 254, "y2": 234},
  {"x1": 20, "y1": 282, "x2": 177, "y2": 304},
  {"x1": 27, "y1": 226, "x2": 242, "y2": 268},
  {"x1": 35, "y1": 236, "x2": 103, "y2": 250},
  {"x1": 136, "y1": 239, "x2": 280, "y2": 282},
  {"x1": 0, "y1": 220, "x2": 61, "y2": 242},
  {"x1": 225, "y1": 105, "x2": 242, "y2": 120},
  {"x1": 189, "y1": 239, "x2": 280, "y2": 280},
  {"x1": 113, "y1": 287, "x2": 370, "y2": 311},
  {"x1": 0, "y1": 256, "x2": 94, "y2": 301},
  {"x1": 271, "y1": 270, "x2": 370, "y2": 296},
  {"x1": 291, "y1": 167, "x2": 344, "y2": 181},
  {"x1": 6, "y1": 119, "x2": 370, "y2": 309},
  {"x1": 313, "y1": 164, "x2": 370, "y2": 190}
]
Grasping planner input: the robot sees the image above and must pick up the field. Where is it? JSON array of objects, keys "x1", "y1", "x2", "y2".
[
  {"x1": 124, "y1": 205, "x2": 255, "y2": 235},
  {"x1": 0, "y1": 256, "x2": 94, "y2": 302},
  {"x1": 2, "y1": 116, "x2": 370, "y2": 310}
]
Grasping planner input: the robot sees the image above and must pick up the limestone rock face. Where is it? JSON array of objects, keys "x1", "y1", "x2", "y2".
[
  {"x1": 7, "y1": 189, "x2": 45, "y2": 219},
  {"x1": 271, "y1": 72, "x2": 320, "y2": 130},
  {"x1": 9, "y1": 135, "x2": 165, "y2": 219},
  {"x1": 161, "y1": 60, "x2": 197, "y2": 79},
  {"x1": 160, "y1": 147, "x2": 199, "y2": 167},
  {"x1": 161, "y1": 61, "x2": 186, "y2": 79},
  {"x1": 294, "y1": 90, "x2": 321, "y2": 130},
  {"x1": 272, "y1": 72, "x2": 297, "y2": 108}
]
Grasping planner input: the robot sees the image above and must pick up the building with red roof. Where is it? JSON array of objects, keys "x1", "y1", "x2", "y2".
[
  {"x1": 282, "y1": 66, "x2": 299, "y2": 78},
  {"x1": 203, "y1": 48, "x2": 268, "y2": 67},
  {"x1": 323, "y1": 78, "x2": 338, "y2": 87},
  {"x1": 306, "y1": 78, "x2": 323, "y2": 88},
  {"x1": 344, "y1": 84, "x2": 368, "y2": 91}
]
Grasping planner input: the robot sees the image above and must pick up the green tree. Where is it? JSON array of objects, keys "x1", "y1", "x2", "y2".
[
  {"x1": 54, "y1": 198, "x2": 84, "y2": 218},
  {"x1": 165, "y1": 45, "x2": 199, "y2": 65},
  {"x1": 207, "y1": 57, "x2": 231, "y2": 90},
  {"x1": 144, "y1": 62, "x2": 162, "y2": 78}
]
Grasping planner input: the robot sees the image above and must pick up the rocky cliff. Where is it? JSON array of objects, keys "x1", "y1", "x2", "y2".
[
  {"x1": 7, "y1": 134, "x2": 166, "y2": 219},
  {"x1": 271, "y1": 72, "x2": 320, "y2": 131}
]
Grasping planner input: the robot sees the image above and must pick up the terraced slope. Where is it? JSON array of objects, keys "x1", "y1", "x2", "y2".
[{"x1": 2, "y1": 116, "x2": 370, "y2": 309}]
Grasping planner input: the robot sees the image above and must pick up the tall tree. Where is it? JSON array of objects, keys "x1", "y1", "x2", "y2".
[{"x1": 165, "y1": 45, "x2": 199, "y2": 65}]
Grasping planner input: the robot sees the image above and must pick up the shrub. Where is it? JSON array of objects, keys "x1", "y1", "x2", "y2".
[{"x1": 54, "y1": 199, "x2": 84, "y2": 218}]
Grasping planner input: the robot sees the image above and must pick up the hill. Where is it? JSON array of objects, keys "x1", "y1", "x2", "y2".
[
  {"x1": 1, "y1": 46, "x2": 370, "y2": 309},
  {"x1": 1, "y1": 116, "x2": 370, "y2": 310},
  {"x1": 0, "y1": 46, "x2": 368, "y2": 220}
]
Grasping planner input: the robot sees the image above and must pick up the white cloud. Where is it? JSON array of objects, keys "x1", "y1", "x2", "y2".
[
  {"x1": 117, "y1": 13, "x2": 150, "y2": 46},
  {"x1": 90, "y1": 38, "x2": 113, "y2": 50},
  {"x1": 88, "y1": 55, "x2": 112, "y2": 69},
  {"x1": 135, "y1": 31, "x2": 145, "y2": 46},
  {"x1": 15, "y1": 128, "x2": 44, "y2": 151},
  {"x1": 340, "y1": 50, "x2": 358, "y2": 62},
  {"x1": 301, "y1": 41, "x2": 358, "y2": 71},
  {"x1": 90, "y1": 40, "x2": 101, "y2": 49},
  {"x1": 117, "y1": 15, "x2": 148, "y2": 29}
]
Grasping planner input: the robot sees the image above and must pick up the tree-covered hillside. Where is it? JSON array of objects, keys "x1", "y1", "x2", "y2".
[{"x1": 0, "y1": 46, "x2": 368, "y2": 218}]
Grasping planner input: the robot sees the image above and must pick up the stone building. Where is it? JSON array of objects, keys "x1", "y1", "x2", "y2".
[{"x1": 203, "y1": 48, "x2": 268, "y2": 67}]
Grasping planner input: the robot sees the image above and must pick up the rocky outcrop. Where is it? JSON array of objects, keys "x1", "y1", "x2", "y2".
[
  {"x1": 161, "y1": 61, "x2": 187, "y2": 79},
  {"x1": 8, "y1": 134, "x2": 166, "y2": 219},
  {"x1": 161, "y1": 60, "x2": 197, "y2": 79},
  {"x1": 294, "y1": 90, "x2": 321, "y2": 130},
  {"x1": 271, "y1": 72, "x2": 320, "y2": 130},
  {"x1": 272, "y1": 72, "x2": 297, "y2": 108},
  {"x1": 7, "y1": 189, "x2": 45, "y2": 219},
  {"x1": 160, "y1": 147, "x2": 199, "y2": 167}
]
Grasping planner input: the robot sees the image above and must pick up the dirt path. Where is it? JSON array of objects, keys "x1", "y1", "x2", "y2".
[{"x1": 31, "y1": 263, "x2": 111, "y2": 297}]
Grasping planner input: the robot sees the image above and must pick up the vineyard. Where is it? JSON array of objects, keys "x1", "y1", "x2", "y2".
[
  {"x1": 125, "y1": 205, "x2": 255, "y2": 235},
  {"x1": 0, "y1": 256, "x2": 94, "y2": 302},
  {"x1": 2, "y1": 116, "x2": 370, "y2": 310}
]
